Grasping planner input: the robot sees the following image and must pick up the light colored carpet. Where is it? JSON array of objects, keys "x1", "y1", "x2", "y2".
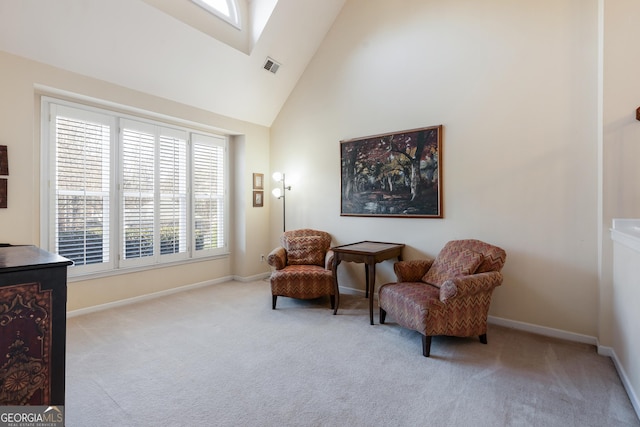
[{"x1": 65, "y1": 279, "x2": 639, "y2": 427}]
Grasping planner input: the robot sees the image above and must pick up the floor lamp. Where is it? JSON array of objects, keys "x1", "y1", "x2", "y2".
[{"x1": 272, "y1": 172, "x2": 291, "y2": 232}]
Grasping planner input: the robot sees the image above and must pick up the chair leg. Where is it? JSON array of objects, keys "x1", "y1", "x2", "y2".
[
  {"x1": 329, "y1": 295, "x2": 335, "y2": 310},
  {"x1": 379, "y1": 308, "x2": 386, "y2": 324},
  {"x1": 272, "y1": 295, "x2": 277, "y2": 310},
  {"x1": 422, "y1": 335, "x2": 432, "y2": 357},
  {"x1": 479, "y1": 333, "x2": 487, "y2": 344}
]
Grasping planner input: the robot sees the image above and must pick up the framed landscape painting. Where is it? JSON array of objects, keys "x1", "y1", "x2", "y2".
[{"x1": 340, "y1": 125, "x2": 442, "y2": 218}]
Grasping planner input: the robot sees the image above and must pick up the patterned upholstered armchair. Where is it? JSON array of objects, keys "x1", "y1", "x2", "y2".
[
  {"x1": 378, "y1": 239, "x2": 506, "y2": 357},
  {"x1": 267, "y1": 229, "x2": 336, "y2": 310}
]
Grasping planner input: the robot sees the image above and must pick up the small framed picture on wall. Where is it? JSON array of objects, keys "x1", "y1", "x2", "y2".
[
  {"x1": 0, "y1": 145, "x2": 7, "y2": 176},
  {"x1": 0, "y1": 178, "x2": 7, "y2": 208},
  {"x1": 253, "y1": 190, "x2": 264, "y2": 207},
  {"x1": 253, "y1": 173, "x2": 264, "y2": 189}
]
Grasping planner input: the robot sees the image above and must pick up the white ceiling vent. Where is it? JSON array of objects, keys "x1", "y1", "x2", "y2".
[{"x1": 263, "y1": 57, "x2": 281, "y2": 74}]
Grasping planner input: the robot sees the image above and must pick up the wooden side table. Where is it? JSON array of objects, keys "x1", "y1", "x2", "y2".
[{"x1": 331, "y1": 241, "x2": 404, "y2": 325}]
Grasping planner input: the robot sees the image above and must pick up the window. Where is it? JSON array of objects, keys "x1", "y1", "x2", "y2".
[
  {"x1": 120, "y1": 119, "x2": 189, "y2": 266},
  {"x1": 42, "y1": 98, "x2": 229, "y2": 277},
  {"x1": 192, "y1": 134, "x2": 226, "y2": 254},
  {"x1": 191, "y1": 0, "x2": 240, "y2": 29}
]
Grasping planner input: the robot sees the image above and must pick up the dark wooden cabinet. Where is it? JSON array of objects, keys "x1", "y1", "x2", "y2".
[{"x1": 0, "y1": 246, "x2": 72, "y2": 405}]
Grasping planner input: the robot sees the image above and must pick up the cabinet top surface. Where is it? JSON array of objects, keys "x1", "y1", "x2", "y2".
[
  {"x1": 611, "y1": 219, "x2": 640, "y2": 254},
  {"x1": 0, "y1": 245, "x2": 73, "y2": 271}
]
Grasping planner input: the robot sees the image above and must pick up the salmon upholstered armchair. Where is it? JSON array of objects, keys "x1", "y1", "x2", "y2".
[
  {"x1": 267, "y1": 229, "x2": 336, "y2": 310},
  {"x1": 378, "y1": 239, "x2": 506, "y2": 357}
]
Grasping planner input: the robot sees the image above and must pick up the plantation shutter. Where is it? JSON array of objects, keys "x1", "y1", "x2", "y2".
[
  {"x1": 53, "y1": 105, "x2": 112, "y2": 267},
  {"x1": 192, "y1": 133, "x2": 226, "y2": 254},
  {"x1": 121, "y1": 120, "x2": 156, "y2": 260},
  {"x1": 159, "y1": 132, "x2": 187, "y2": 256},
  {"x1": 121, "y1": 119, "x2": 188, "y2": 263}
]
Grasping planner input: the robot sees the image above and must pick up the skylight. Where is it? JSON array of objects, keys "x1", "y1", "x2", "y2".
[{"x1": 192, "y1": 0, "x2": 240, "y2": 29}]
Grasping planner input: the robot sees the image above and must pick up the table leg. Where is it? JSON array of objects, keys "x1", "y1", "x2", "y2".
[
  {"x1": 367, "y1": 262, "x2": 376, "y2": 325},
  {"x1": 364, "y1": 265, "x2": 369, "y2": 298},
  {"x1": 332, "y1": 258, "x2": 341, "y2": 315}
]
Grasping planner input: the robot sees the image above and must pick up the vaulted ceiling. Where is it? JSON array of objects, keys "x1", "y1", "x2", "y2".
[{"x1": 0, "y1": 0, "x2": 346, "y2": 126}]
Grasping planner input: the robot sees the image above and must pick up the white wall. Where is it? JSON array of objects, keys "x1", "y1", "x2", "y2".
[
  {"x1": 270, "y1": 0, "x2": 600, "y2": 336},
  {"x1": 0, "y1": 51, "x2": 272, "y2": 311}
]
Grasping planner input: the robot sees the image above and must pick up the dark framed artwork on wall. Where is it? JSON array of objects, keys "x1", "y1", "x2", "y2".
[
  {"x1": 253, "y1": 190, "x2": 264, "y2": 207},
  {"x1": 0, "y1": 145, "x2": 7, "y2": 176},
  {"x1": 0, "y1": 179, "x2": 7, "y2": 209},
  {"x1": 340, "y1": 125, "x2": 442, "y2": 218},
  {"x1": 0, "y1": 146, "x2": 7, "y2": 209}
]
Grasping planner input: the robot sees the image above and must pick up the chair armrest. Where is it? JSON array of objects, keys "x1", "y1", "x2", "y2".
[
  {"x1": 324, "y1": 249, "x2": 335, "y2": 270},
  {"x1": 394, "y1": 259, "x2": 434, "y2": 282},
  {"x1": 267, "y1": 247, "x2": 287, "y2": 270},
  {"x1": 439, "y1": 271, "x2": 504, "y2": 302}
]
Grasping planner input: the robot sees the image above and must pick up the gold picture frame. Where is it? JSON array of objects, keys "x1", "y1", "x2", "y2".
[
  {"x1": 253, "y1": 173, "x2": 264, "y2": 189},
  {"x1": 340, "y1": 125, "x2": 443, "y2": 218},
  {"x1": 253, "y1": 190, "x2": 264, "y2": 207}
]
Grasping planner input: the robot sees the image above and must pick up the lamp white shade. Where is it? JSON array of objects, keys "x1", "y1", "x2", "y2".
[
  {"x1": 272, "y1": 188, "x2": 282, "y2": 198},
  {"x1": 272, "y1": 171, "x2": 282, "y2": 182}
]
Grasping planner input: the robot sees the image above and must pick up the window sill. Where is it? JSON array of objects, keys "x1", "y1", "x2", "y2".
[{"x1": 67, "y1": 252, "x2": 230, "y2": 283}]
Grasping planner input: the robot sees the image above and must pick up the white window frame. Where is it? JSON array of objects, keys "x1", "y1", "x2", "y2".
[
  {"x1": 191, "y1": 0, "x2": 241, "y2": 30},
  {"x1": 40, "y1": 96, "x2": 229, "y2": 278}
]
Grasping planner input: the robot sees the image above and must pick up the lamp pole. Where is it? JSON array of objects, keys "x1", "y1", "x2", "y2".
[
  {"x1": 281, "y1": 173, "x2": 286, "y2": 232},
  {"x1": 272, "y1": 172, "x2": 291, "y2": 233}
]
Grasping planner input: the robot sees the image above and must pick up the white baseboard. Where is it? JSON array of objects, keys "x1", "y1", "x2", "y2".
[
  {"x1": 598, "y1": 345, "x2": 640, "y2": 420},
  {"x1": 66, "y1": 275, "x2": 233, "y2": 318},
  {"x1": 338, "y1": 285, "x2": 367, "y2": 296},
  {"x1": 233, "y1": 272, "x2": 271, "y2": 282},
  {"x1": 488, "y1": 315, "x2": 639, "y2": 421},
  {"x1": 487, "y1": 315, "x2": 598, "y2": 345}
]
